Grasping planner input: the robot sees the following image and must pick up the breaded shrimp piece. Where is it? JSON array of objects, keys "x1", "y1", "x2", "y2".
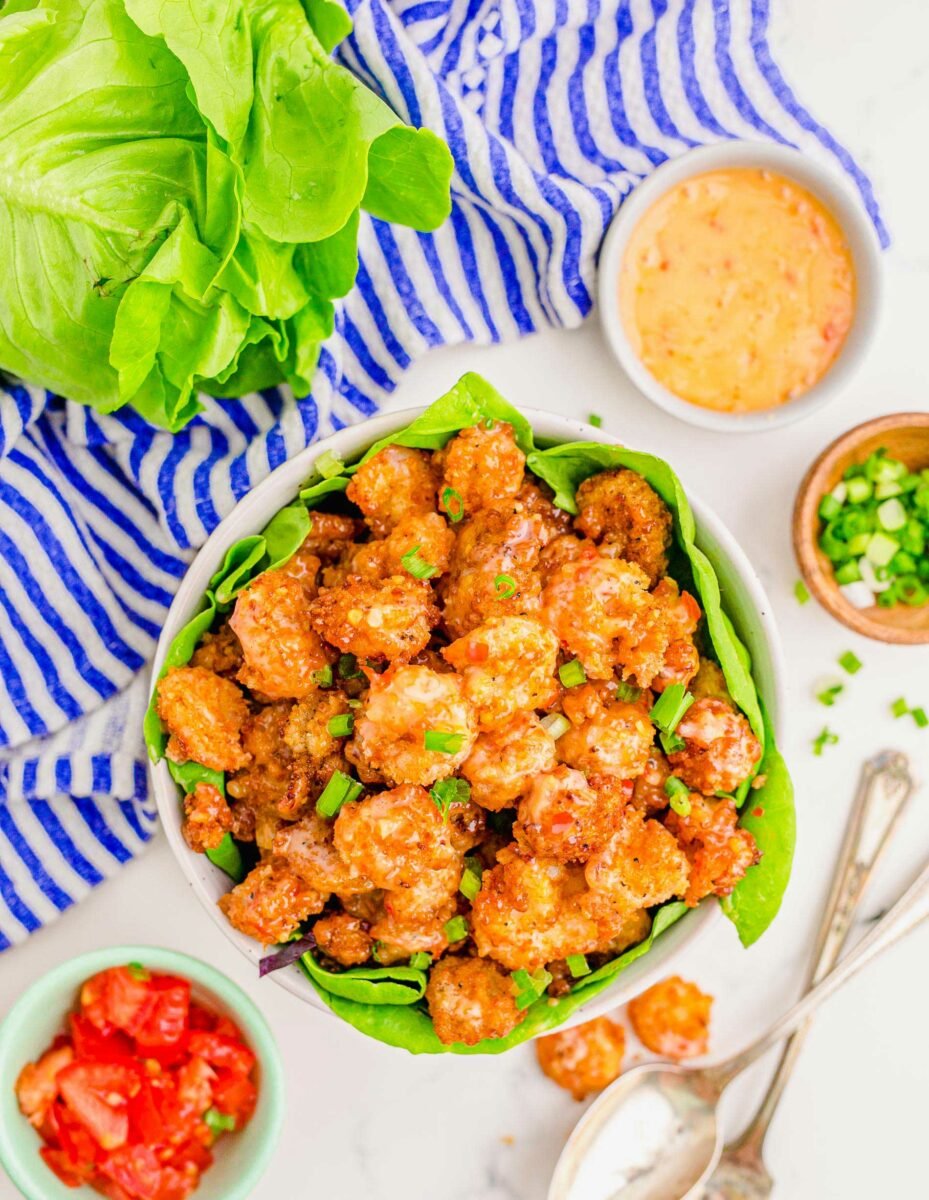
[
  {"x1": 274, "y1": 545, "x2": 322, "y2": 599},
  {"x1": 628, "y1": 975, "x2": 712, "y2": 1059},
  {"x1": 218, "y1": 857, "x2": 326, "y2": 945},
  {"x1": 559, "y1": 683, "x2": 654, "y2": 778},
  {"x1": 347, "y1": 665, "x2": 477, "y2": 787},
  {"x1": 190, "y1": 622, "x2": 242, "y2": 678},
  {"x1": 310, "y1": 574, "x2": 439, "y2": 663},
  {"x1": 346, "y1": 445, "x2": 438, "y2": 536},
  {"x1": 301, "y1": 511, "x2": 364, "y2": 560},
  {"x1": 156, "y1": 666, "x2": 250, "y2": 773},
  {"x1": 541, "y1": 544, "x2": 653, "y2": 679},
  {"x1": 594, "y1": 906, "x2": 652, "y2": 957},
  {"x1": 333, "y1": 784, "x2": 459, "y2": 890},
  {"x1": 230, "y1": 569, "x2": 330, "y2": 699},
  {"x1": 539, "y1": 534, "x2": 587, "y2": 580},
  {"x1": 632, "y1": 748, "x2": 672, "y2": 814},
  {"x1": 664, "y1": 794, "x2": 760, "y2": 906},
  {"x1": 514, "y1": 480, "x2": 573, "y2": 545},
  {"x1": 284, "y1": 691, "x2": 346, "y2": 761},
  {"x1": 182, "y1": 782, "x2": 233, "y2": 853},
  {"x1": 370, "y1": 884, "x2": 458, "y2": 964},
  {"x1": 441, "y1": 507, "x2": 545, "y2": 638},
  {"x1": 313, "y1": 912, "x2": 373, "y2": 966},
  {"x1": 461, "y1": 713, "x2": 557, "y2": 811},
  {"x1": 426, "y1": 956, "x2": 526, "y2": 1046},
  {"x1": 446, "y1": 802, "x2": 488, "y2": 853},
  {"x1": 272, "y1": 811, "x2": 372, "y2": 896},
  {"x1": 690, "y1": 658, "x2": 733, "y2": 704},
  {"x1": 226, "y1": 703, "x2": 295, "y2": 830},
  {"x1": 351, "y1": 512, "x2": 455, "y2": 581},
  {"x1": 669, "y1": 697, "x2": 762, "y2": 795},
  {"x1": 443, "y1": 616, "x2": 559, "y2": 729},
  {"x1": 516, "y1": 767, "x2": 626, "y2": 863},
  {"x1": 631, "y1": 580, "x2": 702, "y2": 694},
  {"x1": 536, "y1": 1017, "x2": 626, "y2": 1100},
  {"x1": 438, "y1": 421, "x2": 525, "y2": 515},
  {"x1": 585, "y1": 807, "x2": 690, "y2": 910},
  {"x1": 574, "y1": 468, "x2": 672, "y2": 585}
]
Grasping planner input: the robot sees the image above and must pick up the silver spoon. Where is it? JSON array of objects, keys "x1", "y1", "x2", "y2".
[
  {"x1": 701, "y1": 750, "x2": 915, "y2": 1200},
  {"x1": 549, "y1": 765, "x2": 928, "y2": 1200}
]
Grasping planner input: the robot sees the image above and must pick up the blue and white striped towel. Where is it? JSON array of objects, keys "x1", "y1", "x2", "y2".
[{"x1": 0, "y1": 0, "x2": 886, "y2": 949}]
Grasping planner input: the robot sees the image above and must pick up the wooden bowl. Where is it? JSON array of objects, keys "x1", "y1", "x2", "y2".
[{"x1": 793, "y1": 413, "x2": 929, "y2": 644}]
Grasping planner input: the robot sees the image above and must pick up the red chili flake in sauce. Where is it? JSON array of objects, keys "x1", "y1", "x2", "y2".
[
  {"x1": 468, "y1": 641, "x2": 489, "y2": 663},
  {"x1": 752, "y1": 806, "x2": 765, "y2": 818}
]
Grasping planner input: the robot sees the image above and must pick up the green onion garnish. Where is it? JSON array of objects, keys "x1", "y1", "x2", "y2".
[
  {"x1": 444, "y1": 915, "x2": 469, "y2": 943},
  {"x1": 429, "y1": 777, "x2": 471, "y2": 818},
  {"x1": 424, "y1": 730, "x2": 465, "y2": 754},
  {"x1": 409, "y1": 952, "x2": 432, "y2": 970},
  {"x1": 816, "y1": 683, "x2": 844, "y2": 707},
  {"x1": 912, "y1": 707, "x2": 928, "y2": 729},
  {"x1": 794, "y1": 580, "x2": 811, "y2": 605},
  {"x1": 327, "y1": 714, "x2": 354, "y2": 737},
  {"x1": 558, "y1": 659, "x2": 587, "y2": 688},
  {"x1": 126, "y1": 962, "x2": 149, "y2": 981},
  {"x1": 838, "y1": 651, "x2": 863, "y2": 675},
  {"x1": 659, "y1": 729, "x2": 686, "y2": 755},
  {"x1": 459, "y1": 857, "x2": 483, "y2": 901},
  {"x1": 566, "y1": 954, "x2": 590, "y2": 978},
  {"x1": 813, "y1": 728, "x2": 839, "y2": 756},
  {"x1": 204, "y1": 1108, "x2": 236, "y2": 1135},
  {"x1": 891, "y1": 697, "x2": 909, "y2": 718},
  {"x1": 315, "y1": 450, "x2": 344, "y2": 479},
  {"x1": 316, "y1": 770, "x2": 363, "y2": 818},
  {"x1": 494, "y1": 573, "x2": 517, "y2": 599},
  {"x1": 616, "y1": 681, "x2": 642, "y2": 703},
  {"x1": 588, "y1": 413, "x2": 603, "y2": 428},
  {"x1": 442, "y1": 487, "x2": 465, "y2": 523},
  {"x1": 650, "y1": 684, "x2": 695, "y2": 734},
  {"x1": 664, "y1": 776, "x2": 692, "y2": 816},
  {"x1": 371, "y1": 941, "x2": 383, "y2": 963},
  {"x1": 312, "y1": 665, "x2": 333, "y2": 688},
  {"x1": 540, "y1": 712, "x2": 571, "y2": 740},
  {"x1": 401, "y1": 545, "x2": 438, "y2": 581},
  {"x1": 512, "y1": 966, "x2": 553, "y2": 1010},
  {"x1": 338, "y1": 653, "x2": 361, "y2": 679}
]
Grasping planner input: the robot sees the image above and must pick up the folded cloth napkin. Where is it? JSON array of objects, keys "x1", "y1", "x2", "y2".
[{"x1": 0, "y1": 0, "x2": 886, "y2": 949}]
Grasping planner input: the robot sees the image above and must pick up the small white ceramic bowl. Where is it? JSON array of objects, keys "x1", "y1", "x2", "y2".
[
  {"x1": 598, "y1": 141, "x2": 883, "y2": 433},
  {"x1": 150, "y1": 407, "x2": 787, "y2": 1038}
]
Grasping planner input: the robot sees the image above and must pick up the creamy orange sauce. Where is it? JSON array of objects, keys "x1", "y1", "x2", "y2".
[{"x1": 619, "y1": 168, "x2": 856, "y2": 413}]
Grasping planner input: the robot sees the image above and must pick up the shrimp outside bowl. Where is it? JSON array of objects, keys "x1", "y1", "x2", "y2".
[{"x1": 148, "y1": 372, "x2": 791, "y2": 1055}]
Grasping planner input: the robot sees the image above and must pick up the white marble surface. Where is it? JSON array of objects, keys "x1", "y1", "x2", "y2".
[{"x1": 4, "y1": 1, "x2": 929, "y2": 1197}]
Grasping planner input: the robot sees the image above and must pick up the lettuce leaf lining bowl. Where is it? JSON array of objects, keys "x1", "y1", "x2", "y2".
[{"x1": 148, "y1": 373, "x2": 792, "y2": 1053}]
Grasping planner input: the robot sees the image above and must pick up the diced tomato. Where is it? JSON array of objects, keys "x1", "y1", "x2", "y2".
[
  {"x1": 58, "y1": 1061, "x2": 140, "y2": 1151},
  {"x1": 39, "y1": 1145, "x2": 91, "y2": 1188},
  {"x1": 70, "y1": 1014, "x2": 135, "y2": 1063},
  {"x1": 80, "y1": 972, "x2": 111, "y2": 1030},
  {"x1": 135, "y1": 985, "x2": 190, "y2": 1052},
  {"x1": 169, "y1": 1138, "x2": 213, "y2": 1175},
  {"x1": 186, "y1": 1004, "x2": 215, "y2": 1033},
  {"x1": 99, "y1": 1143, "x2": 164, "y2": 1200},
  {"x1": 127, "y1": 1080, "x2": 166, "y2": 1145},
  {"x1": 175, "y1": 1056, "x2": 215, "y2": 1117},
  {"x1": 210, "y1": 1073, "x2": 257, "y2": 1128},
  {"x1": 93, "y1": 1178, "x2": 135, "y2": 1200},
  {"x1": 157, "y1": 1165, "x2": 200, "y2": 1200},
  {"x1": 185, "y1": 1032, "x2": 254, "y2": 1078},
  {"x1": 15, "y1": 1043, "x2": 74, "y2": 1124},
  {"x1": 211, "y1": 1015, "x2": 244, "y2": 1043},
  {"x1": 53, "y1": 1099, "x2": 104, "y2": 1168},
  {"x1": 106, "y1": 969, "x2": 159, "y2": 1037}
]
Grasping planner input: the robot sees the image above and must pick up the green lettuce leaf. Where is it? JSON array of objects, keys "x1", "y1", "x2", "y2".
[
  {"x1": 301, "y1": 953, "x2": 428, "y2": 1005},
  {"x1": 166, "y1": 759, "x2": 245, "y2": 881}
]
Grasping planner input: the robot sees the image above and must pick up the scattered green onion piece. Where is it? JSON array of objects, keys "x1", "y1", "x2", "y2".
[
  {"x1": 877, "y1": 498, "x2": 907, "y2": 532},
  {"x1": 558, "y1": 659, "x2": 587, "y2": 688},
  {"x1": 865, "y1": 532, "x2": 899, "y2": 568},
  {"x1": 838, "y1": 651, "x2": 863, "y2": 675},
  {"x1": 494, "y1": 573, "x2": 517, "y2": 599},
  {"x1": 315, "y1": 450, "x2": 344, "y2": 479},
  {"x1": 659, "y1": 729, "x2": 686, "y2": 755},
  {"x1": 566, "y1": 954, "x2": 591, "y2": 979},
  {"x1": 429, "y1": 777, "x2": 471, "y2": 818},
  {"x1": 327, "y1": 714, "x2": 354, "y2": 737},
  {"x1": 912, "y1": 707, "x2": 929, "y2": 729},
  {"x1": 126, "y1": 962, "x2": 149, "y2": 981},
  {"x1": 204, "y1": 1108, "x2": 236, "y2": 1135},
  {"x1": 897, "y1": 575, "x2": 928, "y2": 606},
  {"x1": 540, "y1": 712, "x2": 571, "y2": 740},
  {"x1": 875, "y1": 480, "x2": 903, "y2": 500},
  {"x1": 316, "y1": 770, "x2": 363, "y2": 818},
  {"x1": 512, "y1": 966, "x2": 553, "y2": 1009},
  {"x1": 347, "y1": 698, "x2": 361, "y2": 709},
  {"x1": 409, "y1": 952, "x2": 432, "y2": 970},
  {"x1": 459, "y1": 858, "x2": 483, "y2": 901},
  {"x1": 588, "y1": 413, "x2": 603, "y2": 428},
  {"x1": 816, "y1": 683, "x2": 844, "y2": 707},
  {"x1": 442, "y1": 486, "x2": 465, "y2": 523},
  {"x1": 794, "y1": 580, "x2": 811, "y2": 605},
  {"x1": 845, "y1": 477, "x2": 873, "y2": 504},
  {"x1": 401, "y1": 545, "x2": 438, "y2": 580},
  {"x1": 891, "y1": 697, "x2": 910, "y2": 718},
  {"x1": 615, "y1": 681, "x2": 642, "y2": 703},
  {"x1": 424, "y1": 730, "x2": 465, "y2": 754},
  {"x1": 371, "y1": 941, "x2": 383, "y2": 963},
  {"x1": 338, "y1": 653, "x2": 361, "y2": 679},
  {"x1": 812, "y1": 727, "x2": 839, "y2": 756},
  {"x1": 444, "y1": 916, "x2": 469, "y2": 943},
  {"x1": 664, "y1": 776, "x2": 692, "y2": 816},
  {"x1": 649, "y1": 684, "x2": 695, "y2": 734},
  {"x1": 834, "y1": 561, "x2": 862, "y2": 586},
  {"x1": 312, "y1": 665, "x2": 333, "y2": 688},
  {"x1": 818, "y1": 493, "x2": 843, "y2": 522}
]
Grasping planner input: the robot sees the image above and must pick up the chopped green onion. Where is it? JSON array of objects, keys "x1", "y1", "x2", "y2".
[
  {"x1": 459, "y1": 857, "x2": 483, "y2": 901},
  {"x1": 838, "y1": 651, "x2": 863, "y2": 675},
  {"x1": 818, "y1": 493, "x2": 843, "y2": 522},
  {"x1": 338, "y1": 653, "x2": 361, "y2": 679},
  {"x1": 664, "y1": 776, "x2": 692, "y2": 816},
  {"x1": 429, "y1": 777, "x2": 471, "y2": 818},
  {"x1": 558, "y1": 659, "x2": 587, "y2": 688},
  {"x1": 346, "y1": 698, "x2": 361, "y2": 709},
  {"x1": 659, "y1": 728, "x2": 686, "y2": 755},
  {"x1": 444, "y1": 915, "x2": 469, "y2": 943},
  {"x1": 315, "y1": 450, "x2": 344, "y2": 479},
  {"x1": 424, "y1": 730, "x2": 465, "y2": 754},
  {"x1": 316, "y1": 770, "x2": 363, "y2": 818},
  {"x1": 912, "y1": 707, "x2": 928, "y2": 729},
  {"x1": 865, "y1": 532, "x2": 899, "y2": 568},
  {"x1": 512, "y1": 966, "x2": 553, "y2": 1010},
  {"x1": 615, "y1": 681, "x2": 642, "y2": 703},
  {"x1": 875, "y1": 480, "x2": 903, "y2": 500},
  {"x1": 494, "y1": 573, "x2": 517, "y2": 599},
  {"x1": 540, "y1": 712, "x2": 571, "y2": 739},
  {"x1": 442, "y1": 486, "x2": 465, "y2": 523},
  {"x1": 370, "y1": 941, "x2": 384, "y2": 963},
  {"x1": 588, "y1": 413, "x2": 603, "y2": 428},
  {"x1": 812, "y1": 728, "x2": 839, "y2": 756},
  {"x1": 327, "y1": 714, "x2": 354, "y2": 737},
  {"x1": 794, "y1": 580, "x2": 811, "y2": 605},
  {"x1": 877, "y1": 498, "x2": 907, "y2": 532},
  {"x1": 897, "y1": 575, "x2": 929, "y2": 606},
  {"x1": 401, "y1": 544, "x2": 438, "y2": 580},
  {"x1": 204, "y1": 1108, "x2": 236, "y2": 1135},
  {"x1": 834, "y1": 561, "x2": 862, "y2": 586},
  {"x1": 816, "y1": 683, "x2": 844, "y2": 707},
  {"x1": 312, "y1": 665, "x2": 333, "y2": 688},
  {"x1": 846, "y1": 476, "x2": 873, "y2": 504},
  {"x1": 566, "y1": 954, "x2": 591, "y2": 979},
  {"x1": 409, "y1": 952, "x2": 432, "y2": 970},
  {"x1": 650, "y1": 684, "x2": 694, "y2": 734},
  {"x1": 891, "y1": 697, "x2": 910, "y2": 718},
  {"x1": 126, "y1": 962, "x2": 149, "y2": 981}
]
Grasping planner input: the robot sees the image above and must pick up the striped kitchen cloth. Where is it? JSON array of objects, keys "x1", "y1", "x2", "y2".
[{"x1": 0, "y1": 0, "x2": 886, "y2": 948}]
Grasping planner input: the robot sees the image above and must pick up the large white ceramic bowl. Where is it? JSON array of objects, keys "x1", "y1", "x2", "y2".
[
  {"x1": 598, "y1": 141, "x2": 883, "y2": 433},
  {"x1": 150, "y1": 406, "x2": 787, "y2": 1038}
]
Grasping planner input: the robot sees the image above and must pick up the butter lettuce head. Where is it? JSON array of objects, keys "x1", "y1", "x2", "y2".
[
  {"x1": 0, "y1": 0, "x2": 453, "y2": 429},
  {"x1": 146, "y1": 373, "x2": 795, "y2": 1053}
]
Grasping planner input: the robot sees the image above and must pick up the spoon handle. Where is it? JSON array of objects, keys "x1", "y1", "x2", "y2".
[
  {"x1": 709, "y1": 808, "x2": 929, "y2": 1090},
  {"x1": 725, "y1": 750, "x2": 915, "y2": 1152}
]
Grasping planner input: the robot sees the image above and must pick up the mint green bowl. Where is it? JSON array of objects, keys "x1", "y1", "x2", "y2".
[{"x1": 0, "y1": 946, "x2": 285, "y2": 1200}]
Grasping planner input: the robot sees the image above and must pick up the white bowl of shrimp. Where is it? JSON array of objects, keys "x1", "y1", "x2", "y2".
[{"x1": 148, "y1": 377, "x2": 788, "y2": 1053}]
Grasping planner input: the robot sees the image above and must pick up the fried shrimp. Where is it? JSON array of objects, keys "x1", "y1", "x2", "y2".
[
  {"x1": 558, "y1": 682, "x2": 654, "y2": 778},
  {"x1": 632, "y1": 748, "x2": 672, "y2": 814},
  {"x1": 585, "y1": 807, "x2": 690, "y2": 911},
  {"x1": 190, "y1": 622, "x2": 242, "y2": 678},
  {"x1": 226, "y1": 703, "x2": 297, "y2": 835},
  {"x1": 156, "y1": 666, "x2": 250, "y2": 773},
  {"x1": 443, "y1": 616, "x2": 559, "y2": 729},
  {"x1": 230, "y1": 569, "x2": 330, "y2": 699},
  {"x1": 272, "y1": 811, "x2": 372, "y2": 896},
  {"x1": 516, "y1": 767, "x2": 625, "y2": 863},
  {"x1": 664, "y1": 794, "x2": 760, "y2": 906},
  {"x1": 310, "y1": 574, "x2": 439, "y2": 662},
  {"x1": 300, "y1": 512, "x2": 364, "y2": 560},
  {"x1": 350, "y1": 512, "x2": 455, "y2": 581},
  {"x1": 669, "y1": 697, "x2": 762, "y2": 794},
  {"x1": 182, "y1": 782, "x2": 233, "y2": 853},
  {"x1": 313, "y1": 913, "x2": 373, "y2": 967},
  {"x1": 513, "y1": 480, "x2": 573, "y2": 545},
  {"x1": 348, "y1": 665, "x2": 477, "y2": 786},
  {"x1": 333, "y1": 784, "x2": 459, "y2": 889},
  {"x1": 346, "y1": 445, "x2": 438, "y2": 536},
  {"x1": 438, "y1": 420, "x2": 525, "y2": 515},
  {"x1": 574, "y1": 468, "x2": 672, "y2": 585},
  {"x1": 536, "y1": 1017, "x2": 626, "y2": 1099},
  {"x1": 218, "y1": 858, "x2": 326, "y2": 945},
  {"x1": 461, "y1": 713, "x2": 557, "y2": 810},
  {"x1": 426, "y1": 956, "x2": 526, "y2": 1046},
  {"x1": 628, "y1": 975, "x2": 713, "y2": 1059}
]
